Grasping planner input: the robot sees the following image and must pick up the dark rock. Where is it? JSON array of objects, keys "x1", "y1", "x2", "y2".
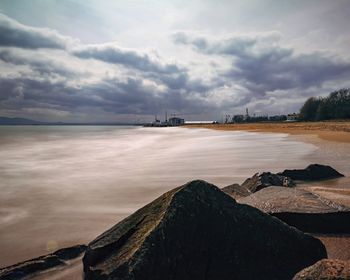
[
  {"x1": 222, "y1": 172, "x2": 295, "y2": 199},
  {"x1": 241, "y1": 172, "x2": 295, "y2": 192},
  {"x1": 279, "y1": 164, "x2": 344, "y2": 181},
  {"x1": 221, "y1": 183, "x2": 251, "y2": 199},
  {"x1": 54, "y1": 244, "x2": 87, "y2": 260},
  {"x1": 224, "y1": 164, "x2": 343, "y2": 200},
  {"x1": 0, "y1": 244, "x2": 86, "y2": 280},
  {"x1": 83, "y1": 180, "x2": 326, "y2": 280},
  {"x1": 239, "y1": 187, "x2": 350, "y2": 233},
  {"x1": 293, "y1": 259, "x2": 350, "y2": 280}
]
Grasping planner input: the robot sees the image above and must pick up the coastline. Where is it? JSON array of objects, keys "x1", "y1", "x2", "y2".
[
  {"x1": 184, "y1": 121, "x2": 350, "y2": 143},
  {"x1": 0, "y1": 123, "x2": 350, "y2": 272},
  {"x1": 1, "y1": 126, "x2": 350, "y2": 279},
  {"x1": 1, "y1": 126, "x2": 320, "y2": 268}
]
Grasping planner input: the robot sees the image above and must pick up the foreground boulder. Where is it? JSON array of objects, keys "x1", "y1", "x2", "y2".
[
  {"x1": 84, "y1": 180, "x2": 326, "y2": 280},
  {"x1": 0, "y1": 244, "x2": 86, "y2": 280},
  {"x1": 293, "y1": 259, "x2": 350, "y2": 280},
  {"x1": 222, "y1": 172, "x2": 295, "y2": 199},
  {"x1": 279, "y1": 164, "x2": 344, "y2": 181},
  {"x1": 239, "y1": 186, "x2": 350, "y2": 233}
]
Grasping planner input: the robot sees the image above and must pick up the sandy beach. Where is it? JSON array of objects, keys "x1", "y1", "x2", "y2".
[{"x1": 185, "y1": 121, "x2": 350, "y2": 143}]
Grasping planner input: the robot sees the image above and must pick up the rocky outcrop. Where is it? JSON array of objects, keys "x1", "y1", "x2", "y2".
[
  {"x1": 0, "y1": 245, "x2": 86, "y2": 280},
  {"x1": 223, "y1": 164, "x2": 343, "y2": 200},
  {"x1": 279, "y1": 164, "x2": 344, "y2": 181},
  {"x1": 239, "y1": 186, "x2": 350, "y2": 233},
  {"x1": 222, "y1": 172, "x2": 295, "y2": 198},
  {"x1": 293, "y1": 259, "x2": 350, "y2": 280},
  {"x1": 83, "y1": 180, "x2": 326, "y2": 280},
  {"x1": 241, "y1": 172, "x2": 295, "y2": 192}
]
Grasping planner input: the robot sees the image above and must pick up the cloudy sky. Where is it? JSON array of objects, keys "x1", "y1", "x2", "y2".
[{"x1": 0, "y1": 0, "x2": 349, "y2": 122}]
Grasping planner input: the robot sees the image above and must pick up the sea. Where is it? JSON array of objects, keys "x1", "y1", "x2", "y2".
[{"x1": 0, "y1": 125, "x2": 349, "y2": 267}]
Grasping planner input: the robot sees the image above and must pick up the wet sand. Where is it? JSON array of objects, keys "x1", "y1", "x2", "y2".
[
  {"x1": 314, "y1": 234, "x2": 350, "y2": 260},
  {"x1": 185, "y1": 121, "x2": 350, "y2": 143}
]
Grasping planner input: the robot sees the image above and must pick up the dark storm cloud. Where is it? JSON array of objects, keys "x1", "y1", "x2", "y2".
[
  {"x1": 0, "y1": 17, "x2": 215, "y2": 119},
  {"x1": 72, "y1": 44, "x2": 183, "y2": 74},
  {"x1": 0, "y1": 47, "x2": 213, "y2": 114},
  {"x1": 0, "y1": 73, "x2": 215, "y2": 118},
  {"x1": 71, "y1": 43, "x2": 216, "y2": 105},
  {"x1": 0, "y1": 13, "x2": 70, "y2": 49},
  {"x1": 0, "y1": 49, "x2": 78, "y2": 77},
  {"x1": 4, "y1": 9, "x2": 349, "y2": 121},
  {"x1": 173, "y1": 32, "x2": 350, "y2": 96},
  {"x1": 0, "y1": 76, "x2": 157, "y2": 115},
  {"x1": 89, "y1": 77, "x2": 212, "y2": 115},
  {"x1": 0, "y1": 77, "x2": 95, "y2": 110},
  {"x1": 228, "y1": 52, "x2": 350, "y2": 95}
]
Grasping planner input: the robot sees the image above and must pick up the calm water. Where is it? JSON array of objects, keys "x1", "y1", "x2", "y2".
[{"x1": 0, "y1": 125, "x2": 347, "y2": 266}]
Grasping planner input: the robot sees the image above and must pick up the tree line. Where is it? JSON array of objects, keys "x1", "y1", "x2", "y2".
[{"x1": 300, "y1": 88, "x2": 350, "y2": 121}]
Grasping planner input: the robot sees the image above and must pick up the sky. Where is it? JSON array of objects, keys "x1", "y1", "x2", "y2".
[{"x1": 0, "y1": 0, "x2": 349, "y2": 122}]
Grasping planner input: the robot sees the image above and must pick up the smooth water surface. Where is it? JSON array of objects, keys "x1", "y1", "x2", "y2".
[{"x1": 0, "y1": 125, "x2": 344, "y2": 266}]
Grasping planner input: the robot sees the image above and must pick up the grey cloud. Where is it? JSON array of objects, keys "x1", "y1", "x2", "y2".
[
  {"x1": 145, "y1": 68, "x2": 220, "y2": 94},
  {"x1": 0, "y1": 49, "x2": 78, "y2": 77},
  {"x1": 0, "y1": 73, "x2": 216, "y2": 119},
  {"x1": 172, "y1": 31, "x2": 280, "y2": 56},
  {"x1": 0, "y1": 14, "x2": 230, "y2": 120},
  {"x1": 230, "y1": 52, "x2": 350, "y2": 95},
  {"x1": 72, "y1": 43, "x2": 216, "y2": 101},
  {"x1": 173, "y1": 32, "x2": 350, "y2": 97},
  {"x1": 82, "y1": 77, "x2": 215, "y2": 115},
  {"x1": 0, "y1": 13, "x2": 70, "y2": 49},
  {"x1": 72, "y1": 44, "x2": 183, "y2": 74},
  {"x1": 0, "y1": 47, "x2": 213, "y2": 111},
  {"x1": 0, "y1": 20, "x2": 215, "y2": 119}
]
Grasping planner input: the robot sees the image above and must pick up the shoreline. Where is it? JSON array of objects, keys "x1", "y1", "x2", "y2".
[
  {"x1": 184, "y1": 121, "x2": 350, "y2": 143},
  {"x1": 0, "y1": 123, "x2": 350, "y2": 272}
]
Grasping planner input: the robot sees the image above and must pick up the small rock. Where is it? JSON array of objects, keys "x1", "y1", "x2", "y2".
[
  {"x1": 243, "y1": 172, "x2": 296, "y2": 191},
  {"x1": 222, "y1": 172, "x2": 295, "y2": 198},
  {"x1": 279, "y1": 164, "x2": 344, "y2": 181},
  {"x1": 293, "y1": 259, "x2": 350, "y2": 280}
]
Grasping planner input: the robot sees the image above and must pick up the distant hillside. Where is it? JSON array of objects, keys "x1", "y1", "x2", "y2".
[
  {"x1": 0, "y1": 117, "x2": 45, "y2": 125},
  {"x1": 0, "y1": 117, "x2": 140, "y2": 126}
]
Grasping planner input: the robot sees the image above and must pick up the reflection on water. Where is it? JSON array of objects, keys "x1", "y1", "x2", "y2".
[{"x1": 0, "y1": 125, "x2": 345, "y2": 266}]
